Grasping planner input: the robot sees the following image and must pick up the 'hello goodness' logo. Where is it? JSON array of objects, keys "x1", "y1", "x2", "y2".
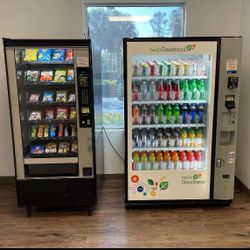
[
  {"x1": 181, "y1": 173, "x2": 206, "y2": 185},
  {"x1": 150, "y1": 44, "x2": 196, "y2": 53}
]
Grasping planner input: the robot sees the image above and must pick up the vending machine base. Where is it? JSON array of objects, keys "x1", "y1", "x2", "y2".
[{"x1": 17, "y1": 178, "x2": 96, "y2": 217}]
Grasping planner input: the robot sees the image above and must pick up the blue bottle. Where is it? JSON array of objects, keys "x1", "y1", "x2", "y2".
[
  {"x1": 190, "y1": 104, "x2": 197, "y2": 123},
  {"x1": 181, "y1": 104, "x2": 188, "y2": 124},
  {"x1": 198, "y1": 104, "x2": 204, "y2": 123}
]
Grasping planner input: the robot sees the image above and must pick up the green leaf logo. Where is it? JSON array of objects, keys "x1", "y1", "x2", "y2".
[
  {"x1": 186, "y1": 45, "x2": 193, "y2": 51},
  {"x1": 193, "y1": 174, "x2": 199, "y2": 179},
  {"x1": 159, "y1": 181, "x2": 168, "y2": 190},
  {"x1": 147, "y1": 179, "x2": 154, "y2": 186}
]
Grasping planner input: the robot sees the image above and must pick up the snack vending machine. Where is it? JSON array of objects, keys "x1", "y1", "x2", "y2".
[
  {"x1": 124, "y1": 37, "x2": 241, "y2": 207},
  {"x1": 3, "y1": 39, "x2": 97, "y2": 216}
]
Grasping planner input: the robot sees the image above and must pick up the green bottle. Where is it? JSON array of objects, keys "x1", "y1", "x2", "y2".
[
  {"x1": 165, "y1": 104, "x2": 172, "y2": 124},
  {"x1": 173, "y1": 104, "x2": 180, "y2": 123}
]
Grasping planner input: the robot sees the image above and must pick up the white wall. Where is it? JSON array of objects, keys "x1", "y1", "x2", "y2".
[
  {"x1": 0, "y1": 0, "x2": 83, "y2": 176},
  {"x1": 236, "y1": 0, "x2": 250, "y2": 189}
]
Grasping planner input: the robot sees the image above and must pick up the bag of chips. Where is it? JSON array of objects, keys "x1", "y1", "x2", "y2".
[
  {"x1": 29, "y1": 111, "x2": 42, "y2": 121},
  {"x1": 24, "y1": 49, "x2": 38, "y2": 62},
  {"x1": 69, "y1": 107, "x2": 77, "y2": 120},
  {"x1": 56, "y1": 107, "x2": 68, "y2": 120},
  {"x1": 52, "y1": 49, "x2": 65, "y2": 62},
  {"x1": 56, "y1": 91, "x2": 67, "y2": 103},
  {"x1": 29, "y1": 93, "x2": 40, "y2": 103},
  {"x1": 66, "y1": 69, "x2": 74, "y2": 81},
  {"x1": 65, "y1": 49, "x2": 73, "y2": 61},
  {"x1": 45, "y1": 142, "x2": 57, "y2": 154},
  {"x1": 44, "y1": 125, "x2": 49, "y2": 138},
  {"x1": 38, "y1": 49, "x2": 52, "y2": 62},
  {"x1": 37, "y1": 125, "x2": 45, "y2": 138},
  {"x1": 68, "y1": 93, "x2": 75, "y2": 102},
  {"x1": 58, "y1": 141, "x2": 70, "y2": 154},
  {"x1": 50, "y1": 125, "x2": 56, "y2": 138},
  {"x1": 26, "y1": 70, "x2": 39, "y2": 81},
  {"x1": 71, "y1": 142, "x2": 78, "y2": 153},
  {"x1": 31, "y1": 125, "x2": 37, "y2": 139},
  {"x1": 31, "y1": 145, "x2": 45, "y2": 155},
  {"x1": 40, "y1": 71, "x2": 53, "y2": 82},
  {"x1": 45, "y1": 108, "x2": 54, "y2": 120},
  {"x1": 58, "y1": 123, "x2": 63, "y2": 137},
  {"x1": 54, "y1": 70, "x2": 66, "y2": 82},
  {"x1": 42, "y1": 91, "x2": 53, "y2": 102},
  {"x1": 71, "y1": 124, "x2": 77, "y2": 137}
]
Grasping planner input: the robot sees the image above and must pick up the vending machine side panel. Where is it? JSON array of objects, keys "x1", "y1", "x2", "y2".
[
  {"x1": 213, "y1": 37, "x2": 242, "y2": 200},
  {"x1": 4, "y1": 48, "x2": 24, "y2": 178}
]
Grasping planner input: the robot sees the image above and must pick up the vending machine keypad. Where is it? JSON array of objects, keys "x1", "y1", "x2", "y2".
[{"x1": 77, "y1": 68, "x2": 92, "y2": 127}]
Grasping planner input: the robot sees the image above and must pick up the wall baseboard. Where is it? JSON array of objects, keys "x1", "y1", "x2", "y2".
[{"x1": 0, "y1": 176, "x2": 15, "y2": 185}]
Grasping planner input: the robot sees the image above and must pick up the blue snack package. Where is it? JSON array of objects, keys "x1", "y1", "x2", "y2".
[
  {"x1": 66, "y1": 69, "x2": 74, "y2": 81},
  {"x1": 38, "y1": 49, "x2": 52, "y2": 62},
  {"x1": 50, "y1": 124, "x2": 56, "y2": 138},
  {"x1": 42, "y1": 91, "x2": 54, "y2": 102},
  {"x1": 52, "y1": 49, "x2": 65, "y2": 62},
  {"x1": 31, "y1": 145, "x2": 45, "y2": 155}
]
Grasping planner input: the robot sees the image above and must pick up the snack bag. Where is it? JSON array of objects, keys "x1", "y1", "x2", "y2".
[
  {"x1": 56, "y1": 107, "x2": 68, "y2": 120},
  {"x1": 64, "y1": 126, "x2": 69, "y2": 137},
  {"x1": 37, "y1": 125, "x2": 45, "y2": 138},
  {"x1": 38, "y1": 49, "x2": 52, "y2": 62},
  {"x1": 44, "y1": 125, "x2": 49, "y2": 138},
  {"x1": 58, "y1": 141, "x2": 70, "y2": 154},
  {"x1": 65, "y1": 49, "x2": 73, "y2": 61},
  {"x1": 69, "y1": 107, "x2": 77, "y2": 120},
  {"x1": 31, "y1": 125, "x2": 37, "y2": 139},
  {"x1": 45, "y1": 108, "x2": 54, "y2": 120},
  {"x1": 29, "y1": 111, "x2": 42, "y2": 121},
  {"x1": 31, "y1": 145, "x2": 45, "y2": 155},
  {"x1": 23, "y1": 49, "x2": 38, "y2": 62},
  {"x1": 71, "y1": 124, "x2": 76, "y2": 137},
  {"x1": 42, "y1": 91, "x2": 53, "y2": 102},
  {"x1": 26, "y1": 70, "x2": 39, "y2": 81},
  {"x1": 68, "y1": 93, "x2": 75, "y2": 102},
  {"x1": 66, "y1": 69, "x2": 74, "y2": 81},
  {"x1": 58, "y1": 124, "x2": 63, "y2": 137},
  {"x1": 52, "y1": 49, "x2": 65, "y2": 62},
  {"x1": 56, "y1": 91, "x2": 67, "y2": 102},
  {"x1": 45, "y1": 142, "x2": 57, "y2": 154},
  {"x1": 29, "y1": 93, "x2": 40, "y2": 103},
  {"x1": 71, "y1": 142, "x2": 78, "y2": 153},
  {"x1": 54, "y1": 70, "x2": 66, "y2": 82},
  {"x1": 40, "y1": 71, "x2": 53, "y2": 82},
  {"x1": 50, "y1": 125, "x2": 56, "y2": 138}
]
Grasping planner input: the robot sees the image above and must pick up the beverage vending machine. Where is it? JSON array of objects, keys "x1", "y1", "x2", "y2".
[
  {"x1": 3, "y1": 39, "x2": 97, "y2": 216},
  {"x1": 124, "y1": 37, "x2": 241, "y2": 206}
]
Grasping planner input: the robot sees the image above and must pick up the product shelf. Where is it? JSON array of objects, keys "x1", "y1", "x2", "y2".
[
  {"x1": 23, "y1": 81, "x2": 75, "y2": 87},
  {"x1": 29, "y1": 136, "x2": 77, "y2": 143},
  {"x1": 132, "y1": 147, "x2": 206, "y2": 152},
  {"x1": 132, "y1": 76, "x2": 208, "y2": 80},
  {"x1": 132, "y1": 100, "x2": 207, "y2": 105},
  {"x1": 132, "y1": 124, "x2": 206, "y2": 129},
  {"x1": 25, "y1": 102, "x2": 76, "y2": 107},
  {"x1": 25, "y1": 119, "x2": 77, "y2": 125}
]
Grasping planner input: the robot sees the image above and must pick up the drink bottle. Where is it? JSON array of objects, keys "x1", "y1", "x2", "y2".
[
  {"x1": 148, "y1": 151, "x2": 156, "y2": 170},
  {"x1": 140, "y1": 151, "x2": 148, "y2": 170},
  {"x1": 171, "y1": 151, "x2": 179, "y2": 169},
  {"x1": 174, "y1": 129, "x2": 181, "y2": 147},
  {"x1": 156, "y1": 151, "x2": 163, "y2": 170},
  {"x1": 165, "y1": 130, "x2": 171, "y2": 147},
  {"x1": 188, "y1": 79, "x2": 197, "y2": 100},
  {"x1": 132, "y1": 105, "x2": 140, "y2": 125},
  {"x1": 188, "y1": 129, "x2": 195, "y2": 148},
  {"x1": 147, "y1": 61, "x2": 157, "y2": 76},
  {"x1": 132, "y1": 132, "x2": 140, "y2": 148},
  {"x1": 181, "y1": 129, "x2": 188, "y2": 147},
  {"x1": 157, "y1": 80, "x2": 164, "y2": 100},
  {"x1": 132, "y1": 84, "x2": 140, "y2": 101},
  {"x1": 187, "y1": 151, "x2": 195, "y2": 169},
  {"x1": 180, "y1": 79, "x2": 189, "y2": 100},
  {"x1": 169, "y1": 133, "x2": 175, "y2": 148},
  {"x1": 132, "y1": 151, "x2": 140, "y2": 170},
  {"x1": 163, "y1": 79, "x2": 171, "y2": 100},
  {"x1": 173, "y1": 104, "x2": 180, "y2": 123},
  {"x1": 148, "y1": 129, "x2": 156, "y2": 148},
  {"x1": 163, "y1": 150, "x2": 171, "y2": 170},
  {"x1": 140, "y1": 130, "x2": 147, "y2": 148},
  {"x1": 148, "y1": 81, "x2": 156, "y2": 101},
  {"x1": 149, "y1": 104, "x2": 156, "y2": 125},
  {"x1": 179, "y1": 151, "x2": 187, "y2": 169},
  {"x1": 165, "y1": 104, "x2": 172, "y2": 124},
  {"x1": 195, "y1": 129, "x2": 204, "y2": 148},
  {"x1": 190, "y1": 104, "x2": 196, "y2": 123},
  {"x1": 140, "y1": 81, "x2": 148, "y2": 101},
  {"x1": 195, "y1": 151, "x2": 203, "y2": 169},
  {"x1": 181, "y1": 104, "x2": 188, "y2": 124},
  {"x1": 141, "y1": 105, "x2": 148, "y2": 125},
  {"x1": 156, "y1": 129, "x2": 163, "y2": 148},
  {"x1": 140, "y1": 63, "x2": 148, "y2": 77},
  {"x1": 171, "y1": 80, "x2": 179, "y2": 100},
  {"x1": 132, "y1": 63, "x2": 138, "y2": 77},
  {"x1": 157, "y1": 104, "x2": 164, "y2": 124},
  {"x1": 197, "y1": 79, "x2": 206, "y2": 100},
  {"x1": 197, "y1": 104, "x2": 204, "y2": 123}
]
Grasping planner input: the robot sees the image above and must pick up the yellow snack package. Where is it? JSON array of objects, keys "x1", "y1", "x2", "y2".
[{"x1": 23, "y1": 49, "x2": 38, "y2": 62}]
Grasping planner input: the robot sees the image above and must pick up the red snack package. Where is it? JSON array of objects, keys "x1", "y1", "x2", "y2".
[{"x1": 65, "y1": 49, "x2": 73, "y2": 61}]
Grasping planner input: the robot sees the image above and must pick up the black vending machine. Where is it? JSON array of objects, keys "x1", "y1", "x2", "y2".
[{"x1": 3, "y1": 38, "x2": 98, "y2": 216}]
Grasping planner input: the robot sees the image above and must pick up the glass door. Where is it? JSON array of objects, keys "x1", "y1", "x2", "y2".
[
  {"x1": 126, "y1": 40, "x2": 218, "y2": 201},
  {"x1": 14, "y1": 48, "x2": 78, "y2": 160}
]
